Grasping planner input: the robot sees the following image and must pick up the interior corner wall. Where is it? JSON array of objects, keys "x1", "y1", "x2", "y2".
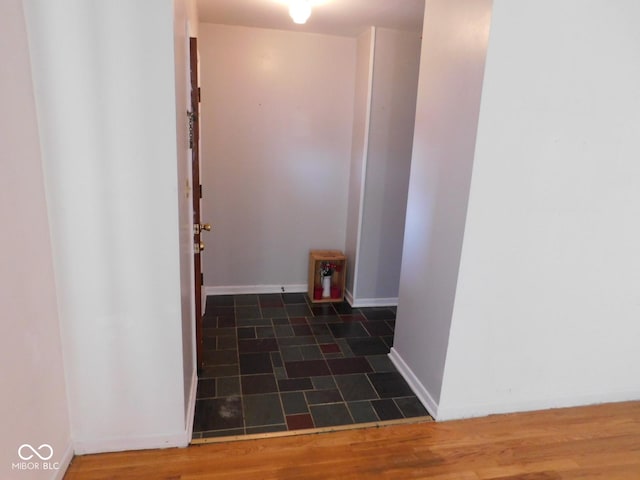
[
  {"x1": 391, "y1": 0, "x2": 493, "y2": 414},
  {"x1": 345, "y1": 27, "x2": 375, "y2": 303},
  {"x1": 355, "y1": 28, "x2": 421, "y2": 304},
  {"x1": 438, "y1": 0, "x2": 640, "y2": 420},
  {"x1": 0, "y1": 1, "x2": 72, "y2": 476},
  {"x1": 198, "y1": 24, "x2": 355, "y2": 293},
  {"x1": 24, "y1": 0, "x2": 189, "y2": 453}
]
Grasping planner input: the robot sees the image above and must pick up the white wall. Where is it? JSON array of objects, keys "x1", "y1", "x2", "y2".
[
  {"x1": 439, "y1": 0, "x2": 640, "y2": 419},
  {"x1": 0, "y1": 1, "x2": 72, "y2": 477},
  {"x1": 345, "y1": 27, "x2": 375, "y2": 303},
  {"x1": 391, "y1": 0, "x2": 493, "y2": 412},
  {"x1": 355, "y1": 28, "x2": 421, "y2": 303},
  {"x1": 173, "y1": 0, "x2": 197, "y2": 432},
  {"x1": 199, "y1": 24, "x2": 355, "y2": 292},
  {"x1": 24, "y1": 0, "x2": 190, "y2": 453}
]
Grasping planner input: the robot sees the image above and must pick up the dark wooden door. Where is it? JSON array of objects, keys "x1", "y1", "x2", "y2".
[{"x1": 190, "y1": 37, "x2": 204, "y2": 370}]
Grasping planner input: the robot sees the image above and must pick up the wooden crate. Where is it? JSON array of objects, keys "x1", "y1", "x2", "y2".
[{"x1": 308, "y1": 250, "x2": 347, "y2": 303}]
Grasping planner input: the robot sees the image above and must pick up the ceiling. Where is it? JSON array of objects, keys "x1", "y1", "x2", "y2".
[{"x1": 196, "y1": 0, "x2": 425, "y2": 38}]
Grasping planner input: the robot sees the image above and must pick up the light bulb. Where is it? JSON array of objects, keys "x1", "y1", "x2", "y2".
[{"x1": 289, "y1": 0, "x2": 312, "y2": 24}]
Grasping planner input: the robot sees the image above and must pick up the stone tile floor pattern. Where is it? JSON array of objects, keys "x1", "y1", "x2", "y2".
[{"x1": 192, "y1": 293, "x2": 431, "y2": 439}]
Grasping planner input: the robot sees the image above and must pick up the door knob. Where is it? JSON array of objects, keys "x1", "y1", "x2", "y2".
[
  {"x1": 199, "y1": 241, "x2": 205, "y2": 251},
  {"x1": 195, "y1": 241, "x2": 205, "y2": 253},
  {"x1": 194, "y1": 223, "x2": 212, "y2": 234}
]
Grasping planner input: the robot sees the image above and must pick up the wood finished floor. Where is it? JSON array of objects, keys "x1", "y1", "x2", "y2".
[{"x1": 64, "y1": 401, "x2": 640, "y2": 479}]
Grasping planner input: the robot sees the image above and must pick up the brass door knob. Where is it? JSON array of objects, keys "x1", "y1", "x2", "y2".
[
  {"x1": 199, "y1": 241, "x2": 205, "y2": 251},
  {"x1": 201, "y1": 223, "x2": 212, "y2": 232}
]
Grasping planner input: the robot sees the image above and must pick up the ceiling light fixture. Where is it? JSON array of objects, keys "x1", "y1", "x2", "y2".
[{"x1": 289, "y1": 0, "x2": 312, "y2": 24}]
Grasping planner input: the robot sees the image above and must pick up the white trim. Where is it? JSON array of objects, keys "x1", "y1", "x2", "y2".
[
  {"x1": 72, "y1": 371, "x2": 197, "y2": 455},
  {"x1": 185, "y1": 367, "x2": 198, "y2": 439},
  {"x1": 389, "y1": 347, "x2": 439, "y2": 419},
  {"x1": 204, "y1": 284, "x2": 307, "y2": 296},
  {"x1": 390, "y1": 351, "x2": 640, "y2": 423},
  {"x1": 349, "y1": 297, "x2": 398, "y2": 308},
  {"x1": 52, "y1": 441, "x2": 74, "y2": 480},
  {"x1": 435, "y1": 389, "x2": 640, "y2": 422},
  {"x1": 351, "y1": 26, "x2": 376, "y2": 301},
  {"x1": 73, "y1": 429, "x2": 190, "y2": 455},
  {"x1": 345, "y1": 288, "x2": 355, "y2": 306}
]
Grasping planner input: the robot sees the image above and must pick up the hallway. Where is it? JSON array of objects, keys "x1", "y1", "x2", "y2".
[{"x1": 192, "y1": 293, "x2": 431, "y2": 439}]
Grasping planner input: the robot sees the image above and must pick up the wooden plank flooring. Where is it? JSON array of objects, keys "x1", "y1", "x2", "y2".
[{"x1": 64, "y1": 401, "x2": 640, "y2": 479}]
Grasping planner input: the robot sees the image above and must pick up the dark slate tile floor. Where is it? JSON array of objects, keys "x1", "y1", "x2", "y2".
[{"x1": 192, "y1": 293, "x2": 431, "y2": 439}]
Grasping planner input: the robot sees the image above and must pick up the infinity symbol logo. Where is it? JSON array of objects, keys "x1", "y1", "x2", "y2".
[{"x1": 18, "y1": 444, "x2": 54, "y2": 461}]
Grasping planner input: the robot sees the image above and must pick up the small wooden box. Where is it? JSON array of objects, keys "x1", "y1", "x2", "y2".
[{"x1": 308, "y1": 250, "x2": 347, "y2": 303}]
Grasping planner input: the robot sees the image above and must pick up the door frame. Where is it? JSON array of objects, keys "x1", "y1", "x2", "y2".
[{"x1": 190, "y1": 36, "x2": 204, "y2": 370}]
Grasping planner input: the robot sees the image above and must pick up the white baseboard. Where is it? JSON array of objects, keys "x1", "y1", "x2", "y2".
[
  {"x1": 205, "y1": 285, "x2": 397, "y2": 307},
  {"x1": 73, "y1": 379, "x2": 196, "y2": 455},
  {"x1": 345, "y1": 289, "x2": 354, "y2": 306},
  {"x1": 351, "y1": 297, "x2": 398, "y2": 308},
  {"x1": 204, "y1": 284, "x2": 307, "y2": 296},
  {"x1": 388, "y1": 347, "x2": 640, "y2": 421},
  {"x1": 435, "y1": 389, "x2": 640, "y2": 422},
  {"x1": 345, "y1": 289, "x2": 398, "y2": 308},
  {"x1": 185, "y1": 367, "x2": 198, "y2": 440},
  {"x1": 53, "y1": 440, "x2": 74, "y2": 480},
  {"x1": 74, "y1": 428, "x2": 191, "y2": 455},
  {"x1": 388, "y1": 347, "x2": 439, "y2": 419}
]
